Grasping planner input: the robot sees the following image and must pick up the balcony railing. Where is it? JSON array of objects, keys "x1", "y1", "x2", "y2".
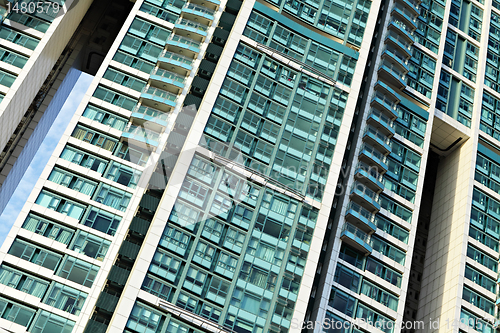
[
  {"x1": 151, "y1": 67, "x2": 186, "y2": 84},
  {"x1": 132, "y1": 105, "x2": 169, "y2": 121},
  {"x1": 383, "y1": 47, "x2": 409, "y2": 67},
  {"x1": 365, "y1": 126, "x2": 391, "y2": 146},
  {"x1": 360, "y1": 143, "x2": 388, "y2": 170},
  {"x1": 168, "y1": 34, "x2": 201, "y2": 48},
  {"x1": 368, "y1": 108, "x2": 394, "y2": 129},
  {"x1": 351, "y1": 182, "x2": 379, "y2": 202},
  {"x1": 347, "y1": 201, "x2": 376, "y2": 224},
  {"x1": 159, "y1": 50, "x2": 194, "y2": 67},
  {"x1": 342, "y1": 222, "x2": 371, "y2": 243},
  {"x1": 390, "y1": 18, "x2": 415, "y2": 39},
  {"x1": 176, "y1": 18, "x2": 209, "y2": 34},
  {"x1": 386, "y1": 31, "x2": 412, "y2": 51},
  {"x1": 182, "y1": 2, "x2": 216, "y2": 16},
  {"x1": 379, "y1": 62, "x2": 406, "y2": 82},
  {"x1": 123, "y1": 125, "x2": 161, "y2": 143},
  {"x1": 392, "y1": 3, "x2": 417, "y2": 23},
  {"x1": 373, "y1": 91, "x2": 398, "y2": 110},
  {"x1": 356, "y1": 161, "x2": 383, "y2": 182}
]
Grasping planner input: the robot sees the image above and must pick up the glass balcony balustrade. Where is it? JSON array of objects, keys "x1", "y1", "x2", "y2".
[
  {"x1": 359, "y1": 143, "x2": 389, "y2": 171},
  {"x1": 363, "y1": 125, "x2": 392, "y2": 153},
  {"x1": 158, "y1": 50, "x2": 194, "y2": 71},
  {"x1": 392, "y1": 3, "x2": 417, "y2": 28},
  {"x1": 182, "y1": 2, "x2": 216, "y2": 19},
  {"x1": 122, "y1": 124, "x2": 161, "y2": 146},
  {"x1": 345, "y1": 201, "x2": 377, "y2": 232},
  {"x1": 167, "y1": 34, "x2": 201, "y2": 53},
  {"x1": 150, "y1": 67, "x2": 186, "y2": 88},
  {"x1": 340, "y1": 222, "x2": 373, "y2": 254},
  {"x1": 382, "y1": 46, "x2": 410, "y2": 71},
  {"x1": 385, "y1": 31, "x2": 412, "y2": 57},
  {"x1": 141, "y1": 86, "x2": 178, "y2": 107},
  {"x1": 131, "y1": 105, "x2": 170, "y2": 124},
  {"x1": 378, "y1": 61, "x2": 407, "y2": 88},
  {"x1": 367, "y1": 108, "x2": 396, "y2": 136},
  {"x1": 350, "y1": 182, "x2": 381, "y2": 211},
  {"x1": 175, "y1": 18, "x2": 209, "y2": 36}
]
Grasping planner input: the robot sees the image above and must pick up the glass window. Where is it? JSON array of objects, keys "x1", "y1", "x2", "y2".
[
  {"x1": 93, "y1": 183, "x2": 132, "y2": 212},
  {"x1": 126, "y1": 303, "x2": 164, "y2": 332},
  {"x1": 8, "y1": 239, "x2": 62, "y2": 271},
  {"x1": 43, "y1": 282, "x2": 88, "y2": 316},
  {"x1": 48, "y1": 167, "x2": 98, "y2": 196},
  {"x1": 35, "y1": 190, "x2": 86, "y2": 220},
  {"x1": 60, "y1": 146, "x2": 108, "y2": 174},
  {"x1": 82, "y1": 207, "x2": 121, "y2": 236},
  {"x1": 69, "y1": 230, "x2": 110, "y2": 261},
  {"x1": 29, "y1": 310, "x2": 75, "y2": 333},
  {"x1": 0, "y1": 27, "x2": 39, "y2": 50},
  {"x1": 0, "y1": 265, "x2": 49, "y2": 298},
  {"x1": 22, "y1": 214, "x2": 75, "y2": 245},
  {"x1": 71, "y1": 125, "x2": 118, "y2": 152},
  {"x1": 82, "y1": 105, "x2": 128, "y2": 131},
  {"x1": 56, "y1": 256, "x2": 99, "y2": 287},
  {"x1": 0, "y1": 47, "x2": 28, "y2": 68},
  {"x1": 104, "y1": 161, "x2": 142, "y2": 189},
  {"x1": 93, "y1": 86, "x2": 137, "y2": 111},
  {"x1": 0, "y1": 296, "x2": 35, "y2": 327}
]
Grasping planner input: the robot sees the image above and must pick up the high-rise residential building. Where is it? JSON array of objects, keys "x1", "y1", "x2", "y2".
[
  {"x1": 0, "y1": 0, "x2": 136, "y2": 215},
  {"x1": 0, "y1": 0, "x2": 499, "y2": 332}
]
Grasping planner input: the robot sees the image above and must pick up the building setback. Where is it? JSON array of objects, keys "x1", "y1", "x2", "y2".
[{"x1": 0, "y1": 0, "x2": 497, "y2": 332}]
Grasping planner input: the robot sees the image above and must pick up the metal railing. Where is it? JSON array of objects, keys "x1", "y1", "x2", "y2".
[
  {"x1": 342, "y1": 222, "x2": 371, "y2": 243},
  {"x1": 132, "y1": 105, "x2": 169, "y2": 121},
  {"x1": 368, "y1": 108, "x2": 395, "y2": 128},
  {"x1": 182, "y1": 2, "x2": 216, "y2": 16},
  {"x1": 151, "y1": 67, "x2": 186, "y2": 84},
  {"x1": 168, "y1": 34, "x2": 201, "y2": 48},
  {"x1": 159, "y1": 50, "x2": 194, "y2": 66},
  {"x1": 365, "y1": 125, "x2": 391, "y2": 146},
  {"x1": 176, "y1": 18, "x2": 209, "y2": 33},
  {"x1": 141, "y1": 87, "x2": 178, "y2": 102}
]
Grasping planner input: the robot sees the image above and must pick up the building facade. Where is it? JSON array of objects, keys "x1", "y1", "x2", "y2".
[{"x1": 1, "y1": 0, "x2": 500, "y2": 333}]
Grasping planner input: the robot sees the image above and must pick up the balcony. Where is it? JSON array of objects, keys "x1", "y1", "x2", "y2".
[
  {"x1": 131, "y1": 105, "x2": 169, "y2": 126},
  {"x1": 340, "y1": 223, "x2": 373, "y2": 255},
  {"x1": 359, "y1": 143, "x2": 389, "y2": 171},
  {"x1": 374, "y1": 81, "x2": 401, "y2": 102},
  {"x1": 182, "y1": 2, "x2": 215, "y2": 22},
  {"x1": 140, "y1": 86, "x2": 177, "y2": 108},
  {"x1": 121, "y1": 124, "x2": 161, "y2": 146},
  {"x1": 166, "y1": 34, "x2": 201, "y2": 56},
  {"x1": 367, "y1": 108, "x2": 395, "y2": 136},
  {"x1": 378, "y1": 62, "x2": 407, "y2": 89},
  {"x1": 363, "y1": 125, "x2": 392, "y2": 154},
  {"x1": 387, "y1": 19, "x2": 415, "y2": 43},
  {"x1": 391, "y1": 3, "x2": 417, "y2": 29},
  {"x1": 385, "y1": 31, "x2": 412, "y2": 57},
  {"x1": 381, "y1": 48, "x2": 410, "y2": 72},
  {"x1": 150, "y1": 67, "x2": 186, "y2": 92},
  {"x1": 175, "y1": 18, "x2": 209, "y2": 37},
  {"x1": 354, "y1": 161, "x2": 385, "y2": 192},
  {"x1": 398, "y1": 0, "x2": 419, "y2": 16},
  {"x1": 350, "y1": 182, "x2": 381, "y2": 211},
  {"x1": 345, "y1": 201, "x2": 377, "y2": 233},
  {"x1": 158, "y1": 50, "x2": 194, "y2": 74},
  {"x1": 370, "y1": 91, "x2": 399, "y2": 118}
]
